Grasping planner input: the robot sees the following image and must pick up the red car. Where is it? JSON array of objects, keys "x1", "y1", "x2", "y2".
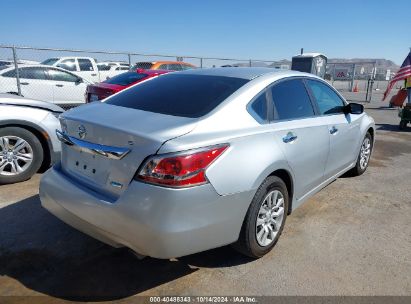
[{"x1": 85, "y1": 69, "x2": 170, "y2": 103}]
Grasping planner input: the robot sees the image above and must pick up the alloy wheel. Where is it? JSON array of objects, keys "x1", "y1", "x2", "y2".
[
  {"x1": 0, "y1": 136, "x2": 34, "y2": 176},
  {"x1": 256, "y1": 190, "x2": 285, "y2": 247},
  {"x1": 359, "y1": 137, "x2": 371, "y2": 170}
]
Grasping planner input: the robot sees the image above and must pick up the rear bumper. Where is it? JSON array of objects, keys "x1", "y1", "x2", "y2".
[{"x1": 40, "y1": 164, "x2": 253, "y2": 258}]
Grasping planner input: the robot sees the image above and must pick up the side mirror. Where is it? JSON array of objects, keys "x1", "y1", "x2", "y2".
[
  {"x1": 75, "y1": 78, "x2": 83, "y2": 85},
  {"x1": 344, "y1": 103, "x2": 364, "y2": 115}
]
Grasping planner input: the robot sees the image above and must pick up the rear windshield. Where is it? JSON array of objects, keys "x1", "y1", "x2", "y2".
[
  {"x1": 103, "y1": 72, "x2": 148, "y2": 86},
  {"x1": 41, "y1": 58, "x2": 59, "y2": 65},
  {"x1": 106, "y1": 74, "x2": 248, "y2": 118}
]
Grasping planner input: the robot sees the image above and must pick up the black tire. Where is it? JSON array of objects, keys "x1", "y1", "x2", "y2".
[
  {"x1": 233, "y1": 176, "x2": 289, "y2": 258},
  {"x1": 399, "y1": 120, "x2": 407, "y2": 130},
  {"x1": 348, "y1": 132, "x2": 373, "y2": 177},
  {"x1": 0, "y1": 127, "x2": 43, "y2": 184}
]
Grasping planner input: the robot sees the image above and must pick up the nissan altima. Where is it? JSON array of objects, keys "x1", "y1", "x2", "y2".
[{"x1": 40, "y1": 68, "x2": 375, "y2": 258}]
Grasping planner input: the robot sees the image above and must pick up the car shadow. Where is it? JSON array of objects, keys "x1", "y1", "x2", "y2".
[
  {"x1": 376, "y1": 123, "x2": 410, "y2": 132},
  {"x1": 0, "y1": 195, "x2": 252, "y2": 301}
]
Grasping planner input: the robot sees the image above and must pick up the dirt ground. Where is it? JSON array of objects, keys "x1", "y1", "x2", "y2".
[{"x1": 0, "y1": 102, "x2": 410, "y2": 302}]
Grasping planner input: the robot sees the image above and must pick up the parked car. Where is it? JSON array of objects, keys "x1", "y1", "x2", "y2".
[
  {"x1": 97, "y1": 62, "x2": 130, "y2": 80},
  {"x1": 85, "y1": 69, "x2": 170, "y2": 102},
  {"x1": 40, "y1": 68, "x2": 375, "y2": 259},
  {"x1": 0, "y1": 64, "x2": 91, "y2": 105},
  {"x1": 132, "y1": 61, "x2": 196, "y2": 71},
  {"x1": 0, "y1": 94, "x2": 63, "y2": 184},
  {"x1": 41, "y1": 57, "x2": 119, "y2": 83}
]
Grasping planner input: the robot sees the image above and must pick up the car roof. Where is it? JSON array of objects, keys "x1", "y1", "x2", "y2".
[{"x1": 176, "y1": 67, "x2": 315, "y2": 80}]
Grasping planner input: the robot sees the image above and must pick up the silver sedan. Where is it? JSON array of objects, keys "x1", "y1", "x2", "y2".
[
  {"x1": 40, "y1": 68, "x2": 375, "y2": 258},
  {"x1": 0, "y1": 94, "x2": 62, "y2": 184}
]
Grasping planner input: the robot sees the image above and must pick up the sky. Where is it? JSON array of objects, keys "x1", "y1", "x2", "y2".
[{"x1": 1, "y1": 0, "x2": 410, "y2": 65}]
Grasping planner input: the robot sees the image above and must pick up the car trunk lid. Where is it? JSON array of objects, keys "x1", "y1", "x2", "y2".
[{"x1": 59, "y1": 102, "x2": 197, "y2": 200}]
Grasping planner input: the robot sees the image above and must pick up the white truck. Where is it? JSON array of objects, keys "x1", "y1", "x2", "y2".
[{"x1": 41, "y1": 57, "x2": 127, "y2": 83}]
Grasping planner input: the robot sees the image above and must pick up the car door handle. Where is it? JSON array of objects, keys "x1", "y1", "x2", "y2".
[
  {"x1": 282, "y1": 132, "x2": 298, "y2": 143},
  {"x1": 330, "y1": 126, "x2": 339, "y2": 135},
  {"x1": 20, "y1": 82, "x2": 29, "y2": 85},
  {"x1": 91, "y1": 73, "x2": 97, "y2": 76},
  {"x1": 55, "y1": 84, "x2": 64, "y2": 87}
]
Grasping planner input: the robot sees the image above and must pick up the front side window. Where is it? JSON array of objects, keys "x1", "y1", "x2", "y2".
[
  {"x1": 48, "y1": 68, "x2": 79, "y2": 82},
  {"x1": 168, "y1": 64, "x2": 183, "y2": 71},
  {"x1": 158, "y1": 64, "x2": 168, "y2": 70},
  {"x1": 306, "y1": 79, "x2": 345, "y2": 115},
  {"x1": 106, "y1": 74, "x2": 249, "y2": 118},
  {"x1": 57, "y1": 59, "x2": 77, "y2": 71},
  {"x1": 270, "y1": 78, "x2": 314, "y2": 120},
  {"x1": 78, "y1": 59, "x2": 93, "y2": 71}
]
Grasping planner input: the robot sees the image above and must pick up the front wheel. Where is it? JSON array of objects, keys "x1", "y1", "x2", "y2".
[
  {"x1": 349, "y1": 132, "x2": 373, "y2": 176},
  {"x1": 0, "y1": 127, "x2": 43, "y2": 184},
  {"x1": 233, "y1": 176, "x2": 289, "y2": 258}
]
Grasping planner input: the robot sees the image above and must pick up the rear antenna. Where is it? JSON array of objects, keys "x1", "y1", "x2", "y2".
[{"x1": 300, "y1": 48, "x2": 304, "y2": 55}]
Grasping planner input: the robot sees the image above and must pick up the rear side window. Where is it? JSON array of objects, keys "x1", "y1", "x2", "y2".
[
  {"x1": 104, "y1": 72, "x2": 149, "y2": 86},
  {"x1": 270, "y1": 79, "x2": 314, "y2": 120},
  {"x1": 19, "y1": 67, "x2": 48, "y2": 80},
  {"x1": 133, "y1": 62, "x2": 153, "y2": 69},
  {"x1": 78, "y1": 59, "x2": 93, "y2": 71},
  {"x1": 306, "y1": 79, "x2": 345, "y2": 115},
  {"x1": 248, "y1": 92, "x2": 268, "y2": 123},
  {"x1": 3, "y1": 67, "x2": 48, "y2": 79},
  {"x1": 106, "y1": 74, "x2": 249, "y2": 118},
  {"x1": 97, "y1": 64, "x2": 111, "y2": 71},
  {"x1": 181, "y1": 64, "x2": 195, "y2": 70}
]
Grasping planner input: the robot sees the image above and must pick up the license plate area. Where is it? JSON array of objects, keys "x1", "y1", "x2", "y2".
[{"x1": 65, "y1": 148, "x2": 110, "y2": 185}]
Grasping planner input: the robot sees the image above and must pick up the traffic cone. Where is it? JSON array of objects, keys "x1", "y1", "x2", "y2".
[{"x1": 353, "y1": 82, "x2": 359, "y2": 92}]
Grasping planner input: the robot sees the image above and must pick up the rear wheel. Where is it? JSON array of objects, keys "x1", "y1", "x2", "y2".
[
  {"x1": 0, "y1": 127, "x2": 43, "y2": 184},
  {"x1": 233, "y1": 176, "x2": 288, "y2": 258}
]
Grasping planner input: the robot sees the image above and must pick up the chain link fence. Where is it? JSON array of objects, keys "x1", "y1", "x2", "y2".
[
  {"x1": 0, "y1": 45, "x2": 281, "y2": 108},
  {"x1": 325, "y1": 62, "x2": 402, "y2": 103},
  {"x1": 0, "y1": 45, "x2": 399, "y2": 108}
]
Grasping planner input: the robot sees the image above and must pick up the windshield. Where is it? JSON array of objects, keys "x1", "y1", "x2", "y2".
[
  {"x1": 106, "y1": 74, "x2": 249, "y2": 118},
  {"x1": 41, "y1": 58, "x2": 59, "y2": 65},
  {"x1": 103, "y1": 72, "x2": 149, "y2": 86}
]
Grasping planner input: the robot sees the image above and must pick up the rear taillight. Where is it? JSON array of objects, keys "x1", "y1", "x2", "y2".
[{"x1": 136, "y1": 145, "x2": 229, "y2": 188}]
